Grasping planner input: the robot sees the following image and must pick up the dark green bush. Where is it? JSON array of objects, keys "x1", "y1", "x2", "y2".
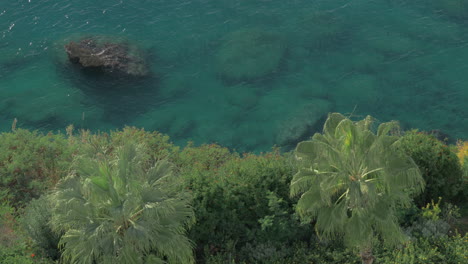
[
  {"x1": 177, "y1": 145, "x2": 312, "y2": 262},
  {"x1": 0, "y1": 202, "x2": 55, "y2": 264},
  {"x1": 204, "y1": 240, "x2": 361, "y2": 264},
  {"x1": 204, "y1": 234, "x2": 468, "y2": 264},
  {"x1": 0, "y1": 129, "x2": 77, "y2": 207},
  {"x1": 0, "y1": 243, "x2": 55, "y2": 264},
  {"x1": 376, "y1": 234, "x2": 468, "y2": 264},
  {"x1": 403, "y1": 197, "x2": 462, "y2": 240},
  {"x1": 20, "y1": 194, "x2": 61, "y2": 260},
  {"x1": 175, "y1": 142, "x2": 236, "y2": 172},
  {"x1": 398, "y1": 130, "x2": 464, "y2": 206}
]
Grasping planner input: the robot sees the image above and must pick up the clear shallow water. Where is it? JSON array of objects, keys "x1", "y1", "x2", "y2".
[{"x1": 0, "y1": 0, "x2": 467, "y2": 152}]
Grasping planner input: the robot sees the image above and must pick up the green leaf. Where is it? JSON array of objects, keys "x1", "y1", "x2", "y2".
[
  {"x1": 377, "y1": 120, "x2": 399, "y2": 137},
  {"x1": 323, "y1": 113, "x2": 346, "y2": 137},
  {"x1": 90, "y1": 176, "x2": 109, "y2": 191},
  {"x1": 147, "y1": 159, "x2": 173, "y2": 187}
]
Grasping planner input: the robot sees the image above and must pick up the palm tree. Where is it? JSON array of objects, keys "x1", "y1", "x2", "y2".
[
  {"x1": 290, "y1": 113, "x2": 424, "y2": 264},
  {"x1": 50, "y1": 142, "x2": 195, "y2": 264}
]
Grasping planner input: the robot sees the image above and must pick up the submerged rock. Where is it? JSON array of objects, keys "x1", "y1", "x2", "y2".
[
  {"x1": 215, "y1": 28, "x2": 286, "y2": 82},
  {"x1": 276, "y1": 99, "x2": 332, "y2": 149},
  {"x1": 64, "y1": 37, "x2": 148, "y2": 77}
]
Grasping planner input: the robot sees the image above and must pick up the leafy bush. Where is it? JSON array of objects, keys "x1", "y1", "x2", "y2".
[
  {"x1": 0, "y1": 245, "x2": 55, "y2": 264},
  {"x1": 455, "y1": 140, "x2": 468, "y2": 202},
  {"x1": 456, "y1": 140, "x2": 468, "y2": 166},
  {"x1": 176, "y1": 142, "x2": 236, "y2": 172},
  {"x1": 0, "y1": 202, "x2": 55, "y2": 264},
  {"x1": 178, "y1": 145, "x2": 312, "y2": 262},
  {"x1": 67, "y1": 126, "x2": 180, "y2": 171},
  {"x1": 207, "y1": 234, "x2": 468, "y2": 264},
  {"x1": 109, "y1": 126, "x2": 180, "y2": 167},
  {"x1": 0, "y1": 129, "x2": 77, "y2": 207},
  {"x1": 398, "y1": 130, "x2": 464, "y2": 206},
  {"x1": 207, "y1": 240, "x2": 362, "y2": 264},
  {"x1": 286, "y1": 242, "x2": 361, "y2": 264},
  {"x1": 204, "y1": 234, "x2": 468, "y2": 264},
  {"x1": 376, "y1": 234, "x2": 468, "y2": 264},
  {"x1": 20, "y1": 194, "x2": 61, "y2": 260},
  {"x1": 404, "y1": 198, "x2": 461, "y2": 239},
  {"x1": 0, "y1": 202, "x2": 19, "y2": 249}
]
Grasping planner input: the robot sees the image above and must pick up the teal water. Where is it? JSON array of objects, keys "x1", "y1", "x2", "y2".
[{"x1": 1, "y1": 0, "x2": 467, "y2": 152}]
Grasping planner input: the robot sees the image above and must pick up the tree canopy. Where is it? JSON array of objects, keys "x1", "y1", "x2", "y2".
[
  {"x1": 290, "y1": 113, "x2": 425, "y2": 264},
  {"x1": 51, "y1": 142, "x2": 195, "y2": 264}
]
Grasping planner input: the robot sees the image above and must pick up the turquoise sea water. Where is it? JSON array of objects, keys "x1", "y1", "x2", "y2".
[{"x1": 0, "y1": 0, "x2": 467, "y2": 152}]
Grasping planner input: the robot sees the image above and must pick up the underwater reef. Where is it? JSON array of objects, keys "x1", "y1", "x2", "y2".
[
  {"x1": 65, "y1": 36, "x2": 149, "y2": 77},
  {"x1": 215, "y1": 28, "x2": 286, "y2": 82}
]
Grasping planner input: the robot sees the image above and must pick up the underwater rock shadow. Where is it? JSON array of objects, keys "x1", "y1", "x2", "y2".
[
  {"x1": 56, "y1": 61, "x2": 163, "y2": 125},
  {"x1": 0, "y1": 54, "x2": 41, "y2": 79}
]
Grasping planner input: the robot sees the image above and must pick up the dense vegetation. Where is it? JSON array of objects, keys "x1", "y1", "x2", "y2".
[{"x1": 0, "y1": 114, "x2": 467, "y2": 264}]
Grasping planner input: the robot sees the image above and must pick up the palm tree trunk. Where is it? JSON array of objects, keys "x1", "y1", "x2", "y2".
[{"x1": 360, "y1": 247, "x2": 374, "y2": 264}]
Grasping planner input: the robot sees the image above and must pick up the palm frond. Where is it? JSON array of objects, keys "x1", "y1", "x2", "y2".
[
  {"x1": 50, "y1": 141, "x2": 195, "y2": 264},
  {"x1": 291, "y1": 112, "x2": 424, "y2": 253}
]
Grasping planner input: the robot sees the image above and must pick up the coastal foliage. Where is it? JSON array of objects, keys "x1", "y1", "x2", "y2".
[
  {"x1": 456, "y1": 140, "x2": 468, "y2": 166},
  {"x1": 0, "y1": 129, "x2": 76, "y2": 207},
  {"x1": 177, "y1": 143, "x2": 311, "y2": 262},
  {"x1": 0, "y1": 116, "x2": 466, "y2": 263},
  {"x1": 0, "y1": 202, "x2": 54, "y2": 264},
  {"x1": 290, "y1": 113, "x2": 425, "y2": 264},
  {"x1": 376, "y1": 233, "x2": 468, "y2": 264},
  {"x1": 20, "y1": 194, "x2": 61, "y2": 260},
  {"x1": 398, "y1": 130, "x2": 465, "y2": 206},
  {"x1": 456, "y1": 140, "x2": 468, "y2": 187},
  {"x1": 50, "y1": 142, "x2": 195, "y2": 264}
]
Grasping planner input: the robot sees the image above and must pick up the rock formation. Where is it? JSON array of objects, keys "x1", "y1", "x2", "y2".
[{"x1": 64, "y1": 37, "x2": 148, "y2": 77}]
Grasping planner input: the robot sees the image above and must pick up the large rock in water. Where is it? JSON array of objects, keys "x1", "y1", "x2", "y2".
[{"x1": 64, "y1": 37, "x2": 148, "y2": 76}]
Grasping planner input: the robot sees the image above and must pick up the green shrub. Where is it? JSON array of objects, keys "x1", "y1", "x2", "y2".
[
  {"x1": 0, "y1": 202, "x2": 55, "y2": 263},
  {"x1": 0, "y1": 245, "x2": 35, "y2": 264},
  {"x1": 398, "y1": 130, "x2": 464, "y2": 206},
  {"x1": 248, "y1": 241, "x2": 361, "y2": 264},
  {"x1": 404, "y1": 198, "x2": 462, "y2": 239},
  {"x1": 456, "y1": 141, "x2": 468, "y2": 203},
  {"x1": 67, "y1": 126, "x2": 179, "y2": 171},
  {"x1": 109, "y1": 126, "x2": 180, "y2": 167},
  {"x1": 0, "y1": 202, "x2": 18, "y2": 249},
  {"x1": 178, "y1": 146, "x2": 312, "y2": 262},
  {"x1": 377, "y1": 204, "x2": 466, "y2": 264},
  {"x1": 0, "y1": 245, "x2": 54, "y2": 264},
  {"x1": 0, "y1": 129, "x2": 77, "y2": 207},
  {"x1": 397, "y1": 195, "x2": 464, "y2": 234},
  {"x1": 376, "y1": 234, "x2": 468, "y2": 264},
  {"x1": 204, "y1": 234, "x2": 468, "y2": 264},
  {"x1": 20, "y1": 194, "x2": 61, "y2": 260},
  {"x1": 176, "y1": 142, "x2": 236, "y2": 172}
]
